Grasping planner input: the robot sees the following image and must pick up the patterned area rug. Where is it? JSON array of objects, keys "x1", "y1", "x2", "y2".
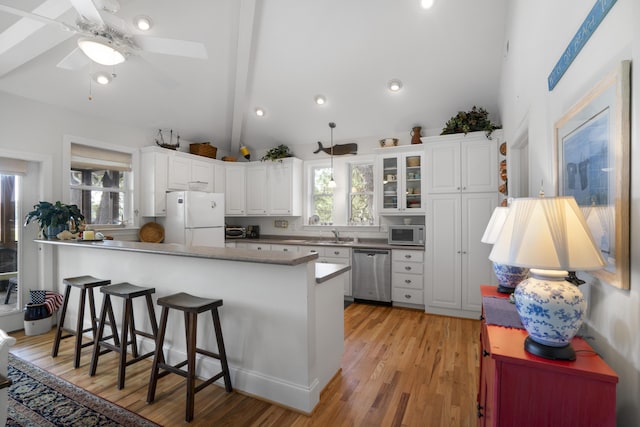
[{"x1": 7, "y1": 353, "x2": 160, "y2": 427}]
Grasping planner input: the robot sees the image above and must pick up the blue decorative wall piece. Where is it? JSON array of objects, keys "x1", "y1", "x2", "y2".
[{"x1": 547, "y1": 0, "x2": 617, "y2": 91}]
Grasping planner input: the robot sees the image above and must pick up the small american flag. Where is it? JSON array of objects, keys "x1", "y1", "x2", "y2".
[{"x1": 29, "y1": 290, "x2": 63, "y2": 315}]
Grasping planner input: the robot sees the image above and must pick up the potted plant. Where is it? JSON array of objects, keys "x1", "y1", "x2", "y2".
[
  {"x1": 261, "y1": 144, "x2": 293, "y2": 162},
  {"x1": 24, "y1": 201, "x2": 85, "y2": 239},
  {"x1": 440, "y1": 106, "x2": 501, "y2": 138}
]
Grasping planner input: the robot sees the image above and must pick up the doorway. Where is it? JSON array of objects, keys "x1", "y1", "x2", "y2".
[{"x1": 0, "y1": 174, "x2": 19, "y2": 315}]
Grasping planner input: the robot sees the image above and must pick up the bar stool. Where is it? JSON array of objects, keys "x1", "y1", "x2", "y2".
[
  {"x1": 89, "y1": 282, "x2": 159, "y2": 389},
  {"x1": 147, "y1": 292, "x2": 232, "y2": 422},
  {"x1": 51, "y1": 275, "x2": 111, "y2": 368}
]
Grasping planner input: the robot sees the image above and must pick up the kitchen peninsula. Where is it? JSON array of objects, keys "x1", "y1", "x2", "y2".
[{"x1": 37, "y1": 239, "x2": 349, "y2": 414}]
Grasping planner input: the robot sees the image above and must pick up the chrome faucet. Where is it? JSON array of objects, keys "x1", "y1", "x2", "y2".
[{"x1": 331, "y1": 229, "x2": 340, "y2": 243}]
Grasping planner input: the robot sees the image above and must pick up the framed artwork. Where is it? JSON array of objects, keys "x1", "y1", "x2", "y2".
[{"x1": 554, "y1": 60, "x2": 631, "y2": 290}]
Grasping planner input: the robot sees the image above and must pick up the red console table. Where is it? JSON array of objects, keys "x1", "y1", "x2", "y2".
[{"x1": 477, "y1": 285, "x2": 618, "y2": 427}]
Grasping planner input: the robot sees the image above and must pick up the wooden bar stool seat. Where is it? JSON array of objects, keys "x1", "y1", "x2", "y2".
[
  {"x1": 89, "y1": 282, "x2": 159, "y2": 389},
  {"x1": 51, "y1": 275, "x2": 111, "y2": 368},
  {"x1": 147, "y1": 292, "x2": 232, "y2": 422}
]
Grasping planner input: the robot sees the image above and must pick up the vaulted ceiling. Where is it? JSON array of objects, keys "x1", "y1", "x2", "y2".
[{"x1": 0, "y1": 0, "x2": 507, "y2": 153}]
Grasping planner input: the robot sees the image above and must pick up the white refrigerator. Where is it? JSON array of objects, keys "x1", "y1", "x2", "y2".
[{"x1": 164, "y1": 191, "x2": 225, "y2": 247}]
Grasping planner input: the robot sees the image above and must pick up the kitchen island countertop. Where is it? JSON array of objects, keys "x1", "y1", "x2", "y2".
[{"x1": 36, "y1": 238, "x2": 318, "y2": 265}]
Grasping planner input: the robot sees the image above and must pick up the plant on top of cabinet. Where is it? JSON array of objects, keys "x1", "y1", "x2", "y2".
[
  {"x1": 261, "y1": 144, "x2": 293, "y2": 161},
  {"x1": 440, "y1": 106, "x2": 501, "y2": 138}
]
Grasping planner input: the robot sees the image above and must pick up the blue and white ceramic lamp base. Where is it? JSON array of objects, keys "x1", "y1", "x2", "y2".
[
  {"x1": 492, "y1": 263, "x2": 529, "y2": 294},
  {"x1": 513, "y1": 269, "x2": 586, "y2": 361}
]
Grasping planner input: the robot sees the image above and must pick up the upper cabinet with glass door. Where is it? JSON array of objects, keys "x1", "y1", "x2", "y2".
[{"x1": 376, "y1": 147, "x2": 425, "y2": 214}]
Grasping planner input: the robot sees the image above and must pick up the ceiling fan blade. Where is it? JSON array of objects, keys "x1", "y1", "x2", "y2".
[
  {"x1": 0, "y1": 4, "x2": 76, "y2": 33},
  {"x1": 133, "y1": 35, "x2": 208, "y2": 59},
  {"x1": 57, "y1": 47, "x2": 90, "y2": 70},
  {"x1": 69, "y1": 0, "x2": 104, "y2": 26}
]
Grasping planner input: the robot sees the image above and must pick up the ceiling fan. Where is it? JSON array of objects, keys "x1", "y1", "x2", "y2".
[{"x1": 0, "y1": 0, "x2": 207, "y2": 72}]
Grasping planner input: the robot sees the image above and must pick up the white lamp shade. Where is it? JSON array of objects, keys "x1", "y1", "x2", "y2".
[
  {"x1": 481, "y1": 206, "x2": 509, "y2": 244},
  {"x1": 489, "y1": 196, "x2": 606, "y2": 271},
  {"x1": 78, "y1": 38, "x2": 126, "y2": 66}
]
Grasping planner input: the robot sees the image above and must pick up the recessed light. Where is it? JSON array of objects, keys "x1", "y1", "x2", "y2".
[
  {"x1": 134, "y1": 16, "x2": 153, "y2": 31},
  {"x1": 93, "y1": 72, "x2": 112, "y2": 85},
  {"x1": 315, "y1": 95, "x2": 326, "y2": 105},
  {"x1": 255, "y1": 108, "x2": 265, "y2": 117},
  {"x1": 420, "y1": 0, "x2": 435, "y2": 9},
  {"x1": 388, "y1": 79, "x2": 403, "y2": 92}
]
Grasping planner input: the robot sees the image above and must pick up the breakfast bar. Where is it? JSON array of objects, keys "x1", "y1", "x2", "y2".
[{"x1": 36, "y1": 239, "x2": 349, "y2": 414}]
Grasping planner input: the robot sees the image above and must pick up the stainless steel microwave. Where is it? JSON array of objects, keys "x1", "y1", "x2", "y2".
[{"x1": 388, "y1": 225, "x2": 425, "y2": 246}]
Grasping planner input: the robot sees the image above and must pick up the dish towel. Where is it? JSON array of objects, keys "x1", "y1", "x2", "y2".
[{"x1": 29, "y1": 290, "x2": 64, "y2": 315}]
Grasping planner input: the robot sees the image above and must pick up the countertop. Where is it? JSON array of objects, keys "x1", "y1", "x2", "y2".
[
  {"x1": 229, "y1": 235, "x2": 425, "y2": 251},
  {"x1": 315, "y1": 263, "x2": 351, "y2": 284},
  {"x1": 36, "y1": 239, "x2": 318, "y2": 266}
]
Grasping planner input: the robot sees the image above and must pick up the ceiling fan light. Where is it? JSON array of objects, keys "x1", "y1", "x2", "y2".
[
  {"x1": 134, "y1": 16, "x2": 153, "y2": 31},
  {"x1": 78, "y1": 38, "x2": 126, "y2": 66},
  {"x1": 93, "y1": 72, "x2": 111, "y2": 85}
]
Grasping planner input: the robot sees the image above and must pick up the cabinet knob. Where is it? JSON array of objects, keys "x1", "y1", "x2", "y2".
[
  {"x1": 479, "y1": 315, "x2": 485, "y2": 321},
  {"x1": 404, "y1": 294, "x2": 411, "y2": 299},
  {"x1": 477, "y1": 411, "x2": 484, "y2": 418},
  {"x1": 405, "y1": 266, "x2": 412, "y2": 271},
  {"x1": 404, "y1": 254, "x2": 412, "y2": 259},
  {"x1": 483, "y1": 349, "x2": 490, "y2": 357},
  {"x1": 334, "y1": 251, "x2": 340, "y2": 255},
  {"x1": 405, "y1": 279, "x2": 412, "y2": 284},
  {"x1": 283, "y1": 248, "x2": 288, "y2": 252},
  {"x1": 456, "y1": 187, "x2": 461, "y2": 190}
]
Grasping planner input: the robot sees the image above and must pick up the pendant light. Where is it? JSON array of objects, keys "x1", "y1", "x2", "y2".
[{"x1": 328, "y1": 122, "x2": 337, "y2": 188}]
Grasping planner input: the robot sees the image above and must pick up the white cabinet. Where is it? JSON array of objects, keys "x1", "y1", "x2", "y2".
[
  {"x1": 376, "y1": 148, "x2": 425, "y2": 214},
  {"x1": 425, "y1": 192, "x2": 498, "y2": 316},
  {"x1": 168, "y1": 153, "x2": 214, "y2": 192},
  {"x1": 270, "y1": 244, "x2": 299, "y2": 253},
  {"x1": 392, "y1": 249, "x2": 424, "y2": 306},
  {"x1": 140, "y1": 147, "x2": 169, "y2": 217},
  {"x1": 225, "y1": 158, "x2": 303, "y2": 217},
  {"x1": 318, "y1": 246, "x2": 352, "y2": 297},
  {"x1": 424, "y1": 132, "x2": 498, "y2": 194},
  {"x1": 268, "y1": 158, "x2": 302, "y2": 216},
  {"x1": 423, "y1": 131, "x2": 500, "y2": 318},
  {"x1": 225, "y1": 165, "x2": 246, "y2": 216},
  {"x1": 246, "y1": 164, "x2": 268, "y2": 215}
]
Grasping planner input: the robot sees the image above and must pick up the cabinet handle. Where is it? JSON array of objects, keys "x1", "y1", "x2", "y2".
[
  {"x1": 283, "y1": 248, "x2": 288, "y2": 252},
  {"x1": 257, "y1": 247, "x2": 262, "y2": 250},
  {"x1": 405, "y1": 279, "x2": 412, "y2": 284},
  {"x1": 404, "y1": 254, "x2": 412, "y2": 259},
  {"x1": 334, "y1": 251, "x2": 340, "y2": 255},
  {"x1": 188, "y1": 180, "x2": 208, "y2": 185},
  {"x1": 477, "y1": 404, "x2": 484, "y2": 410},
  {"x1": 456, "y1": 187, "x2": 461, "y2": 190},
  {"x1": 479, "y1": 315, "x2": 484, "y2": 321},
  {"x1": 405, "y1": 266, "x2": 412, "y2": 271},
  {"x1": 477, "y1": 410, "x2": 483, "y2": 418},
  {"x1": 404, "y1": 294, "x2": 411, "y2": 299},
  {"x1": 483, "y1": 350, "x2": 490, "y2": 357},
  {"x1": 462, "y1": 186, "x2": 467, "y2": 190}
]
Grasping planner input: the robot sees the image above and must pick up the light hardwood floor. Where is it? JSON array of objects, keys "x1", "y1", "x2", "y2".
[{"x1": 9, "y1": 303, "x2": 481, "y2": 426}]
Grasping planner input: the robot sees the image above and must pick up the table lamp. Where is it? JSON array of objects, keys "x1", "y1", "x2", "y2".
[
  {"x1": 489, "y1": 195, "x2": 605, "y2": 360},
  {"x1": 481, "y1": 206, "x2": 529, "y2": 293}
]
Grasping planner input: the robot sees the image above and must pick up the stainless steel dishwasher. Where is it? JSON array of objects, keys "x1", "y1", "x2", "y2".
[{"x1": 352, "y1": 248, "x2": 391, "y2": 303}]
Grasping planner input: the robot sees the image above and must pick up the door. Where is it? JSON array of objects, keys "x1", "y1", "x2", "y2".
[
  {"x1": 184, "y1": 192, "x2": 224, "y2": 228},
  {"x1": 246, "y1": 164, "x2": 268, "y2": 215},
  {"x1": 0, "y1": 175, "x2": 18, "y2": 317}
]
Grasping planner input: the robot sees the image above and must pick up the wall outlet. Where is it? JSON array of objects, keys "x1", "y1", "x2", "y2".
[{"x1": 274, "y1": 220, "x2": 289, "y2": 228}]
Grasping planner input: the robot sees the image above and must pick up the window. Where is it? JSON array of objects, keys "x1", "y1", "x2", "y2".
[
  {"x1": 69, "y1": 143, "x2": 132, "y2": 226},
  {"x1": 349, "y1": 163, "x2": 374, "y2": 225},
  {"x1": 311, "y1": 166, "x2": 334, "y2": 225}
]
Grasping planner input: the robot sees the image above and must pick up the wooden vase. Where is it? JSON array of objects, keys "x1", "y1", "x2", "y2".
[{"x1": 411, "y1": 126, "x2": 422, "y2": 144}]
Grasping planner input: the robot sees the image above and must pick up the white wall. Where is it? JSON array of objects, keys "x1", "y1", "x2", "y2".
[{"x1": 499, "y1": 1, "x2": 639, "y2": 424}]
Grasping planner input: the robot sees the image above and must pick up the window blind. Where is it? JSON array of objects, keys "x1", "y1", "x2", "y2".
[
  {"x1": 70, "y1": 143, "x2": 132, "y2": 172},
  {"x1": 0, "y1": 157, "x2": 27, "y2": 176}
]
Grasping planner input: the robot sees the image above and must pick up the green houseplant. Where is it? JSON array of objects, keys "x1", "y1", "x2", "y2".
[
  {"x1": 25, "y1": 201, "x2": 84, "y2": 238},
  {"x1": 261, "y1": 144, "x2": 293, "y2": 162},
  {"x1": 441, "y1": 106, "x2": 501, "y2": 138}
]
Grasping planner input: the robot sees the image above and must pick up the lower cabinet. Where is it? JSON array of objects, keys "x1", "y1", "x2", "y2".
[
  {"x1": 391, "y1": 249, "x2": 424, "y2": 306},
  {"x1": 478, "y1": 286, "x2": 618, "y2": 427}
]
